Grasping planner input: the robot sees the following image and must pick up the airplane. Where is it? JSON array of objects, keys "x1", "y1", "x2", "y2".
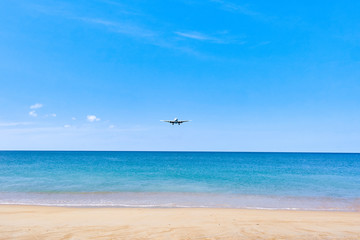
[{"x1": 161, "y1": 118, "x2": 190, "y2": 125}]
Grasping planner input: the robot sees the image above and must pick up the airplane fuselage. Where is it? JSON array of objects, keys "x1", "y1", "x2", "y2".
[
  {"x1": 161, "y1": 118, "x2": 189, "y2": 125},
  {"x1": 169, "y1": 118, "x2": 181, "y2": 125}
]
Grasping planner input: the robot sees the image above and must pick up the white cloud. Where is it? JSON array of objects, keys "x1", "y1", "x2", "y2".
[
  {"x1": 75, "y1": 17, "x2": 157, "y2": 39},
  {"x1": 174, "y1": 31, "x2": 244, "y2": 45},
  {"x1": 64, "y1": 124, "x2": 71, "y2": 128},
  {"x1": 87, "y1": 115, "x2": 100, "y2": 122},
  {"x1": 210, "y1": 0, "x2": 260, "y2": 17},
  {"x1": 0, "y1": 122, "x2": 32, "y2": 127},
  {"x1": 72, "y1": 117, "x2": 76, "y2": 120},
  {"x1": 109, "y1": 125, "x2": 115, "y2": 129},
  {"x1": 29, "y1": 103, "x2": 43, "y2": 117},
  {"x1": 30, "y1": 103, "x2": 43, "y2": 109},
  {"x1": 30, "y1": 3, "x2": 208, "y2": 58},
  {"x1": 29, "y1": 111, "x2": 37, "y2": 117},
  {"x1": 51, "y1": 113, "x2": 56, "y2": 117},
  {"x1": 175, "y1": 31, "x2": 215, "y2": 41}
]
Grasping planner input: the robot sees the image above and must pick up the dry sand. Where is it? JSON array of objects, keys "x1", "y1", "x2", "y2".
[{"x1": 0, "y1": 205, "x2": 359, "y2": 239}]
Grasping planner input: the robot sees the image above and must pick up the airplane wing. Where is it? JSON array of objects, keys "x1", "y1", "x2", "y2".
[
  {"x1": 178, "y1": 120, "x2": 190, "y2": 123},
  {"x1": 160, "y1": 120, "x2": 172, "y2": 123}
]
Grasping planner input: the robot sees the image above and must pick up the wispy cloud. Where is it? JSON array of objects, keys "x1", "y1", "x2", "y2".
[
  {"x1": 29, "y1": 2, "x2": 158, "y2": 41},
  {"x1": 76, "y1": 17, "x2": 156, "y2": 39},
  {"x1": 77, "y1": 17, "x2": 116, "y2": 26},
  {"x1": 98, "y1": 0, "x2": 143, "y2": 16},
  {"x1": 87, "y1": 115, "x2": 101, "y2": 122},
  {"x1": 26, "y1": 2, "x2": 214, "y2": 58},
  {"x1": 29, "y1": 111, "x2": 37, "y2": 117},
  {"x1": 0, "y1": 125, "x2": 146, "y2": 134},
  {"x1": 210, "y1": 0, "x2": 305, "y2": 29},
  {"x1": 210, "y1": 0, "x2": 261, "y2": 17},
  {"x1": 29, "y1": 103, "x2": 43, "y2": 117},
  {"x1": 64, "y1": 16, "x2": 214, "y2": 58},
  {"x1": 0, "y1": 122, "x2": 32, "y2": 127},
  {"x1": 209, "y1": 0, "x2": 278, "y2": 24},
  {"x1": 30, "y1": 103, "x2": 43, "y2": 109},
  {"x1": 175, "y1": 31, "x2": 219, "y2": 41},
  {"x1": 174, "y1": 31, "x2": 245, "y2": 45}
]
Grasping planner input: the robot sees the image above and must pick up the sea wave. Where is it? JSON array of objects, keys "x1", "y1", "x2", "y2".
[{"x1": 1, "y1": 192, "x2": 359, "y2": 211}]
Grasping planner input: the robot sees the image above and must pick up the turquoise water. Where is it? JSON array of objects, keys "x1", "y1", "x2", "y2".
[{"x1": 0, "y1": 151, "x2": 359, "y2": 210}]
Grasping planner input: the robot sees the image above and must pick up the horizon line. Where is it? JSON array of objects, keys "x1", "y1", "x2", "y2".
[{"x1": 0, "y1": 150, "x2": 359, "y2": 154}]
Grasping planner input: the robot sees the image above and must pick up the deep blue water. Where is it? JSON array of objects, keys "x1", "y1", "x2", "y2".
[{"x1": 0, "y1": 151, "x2": 359, "y2": 210}]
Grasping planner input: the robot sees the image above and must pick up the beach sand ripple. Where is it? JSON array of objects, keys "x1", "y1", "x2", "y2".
[{"x1": 1, "y1": 205, "x2": 360, "y2": 239}]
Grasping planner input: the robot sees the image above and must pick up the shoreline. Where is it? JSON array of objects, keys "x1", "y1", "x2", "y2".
[
  {"x1": 1, "y1": 203, "x2": 358, "y2": 212},
  {"x1": 1, "y1": 205, "x2": 360, "y2": 239},
  {"x1": 2, "y1": 192, "x2": 358, "y2": 212}
]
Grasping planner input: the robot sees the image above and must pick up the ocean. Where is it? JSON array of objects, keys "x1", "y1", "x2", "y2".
[{"x1": 0, "y1": 151, "x2": 359, "y2": 211}]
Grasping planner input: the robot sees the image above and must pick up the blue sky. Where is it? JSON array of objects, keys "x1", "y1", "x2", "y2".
[{"x1": 1, "y1": 0, "x2": 359, "y2": 151}]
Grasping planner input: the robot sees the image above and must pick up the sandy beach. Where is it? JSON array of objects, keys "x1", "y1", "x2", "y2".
[{"x1": 0, "y1": 205, "x2": 359, "y2": 239}]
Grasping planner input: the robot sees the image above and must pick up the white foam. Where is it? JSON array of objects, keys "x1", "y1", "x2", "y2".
[{"x1": 0, "y1": 192, "x2": 359, "y2": 211}]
